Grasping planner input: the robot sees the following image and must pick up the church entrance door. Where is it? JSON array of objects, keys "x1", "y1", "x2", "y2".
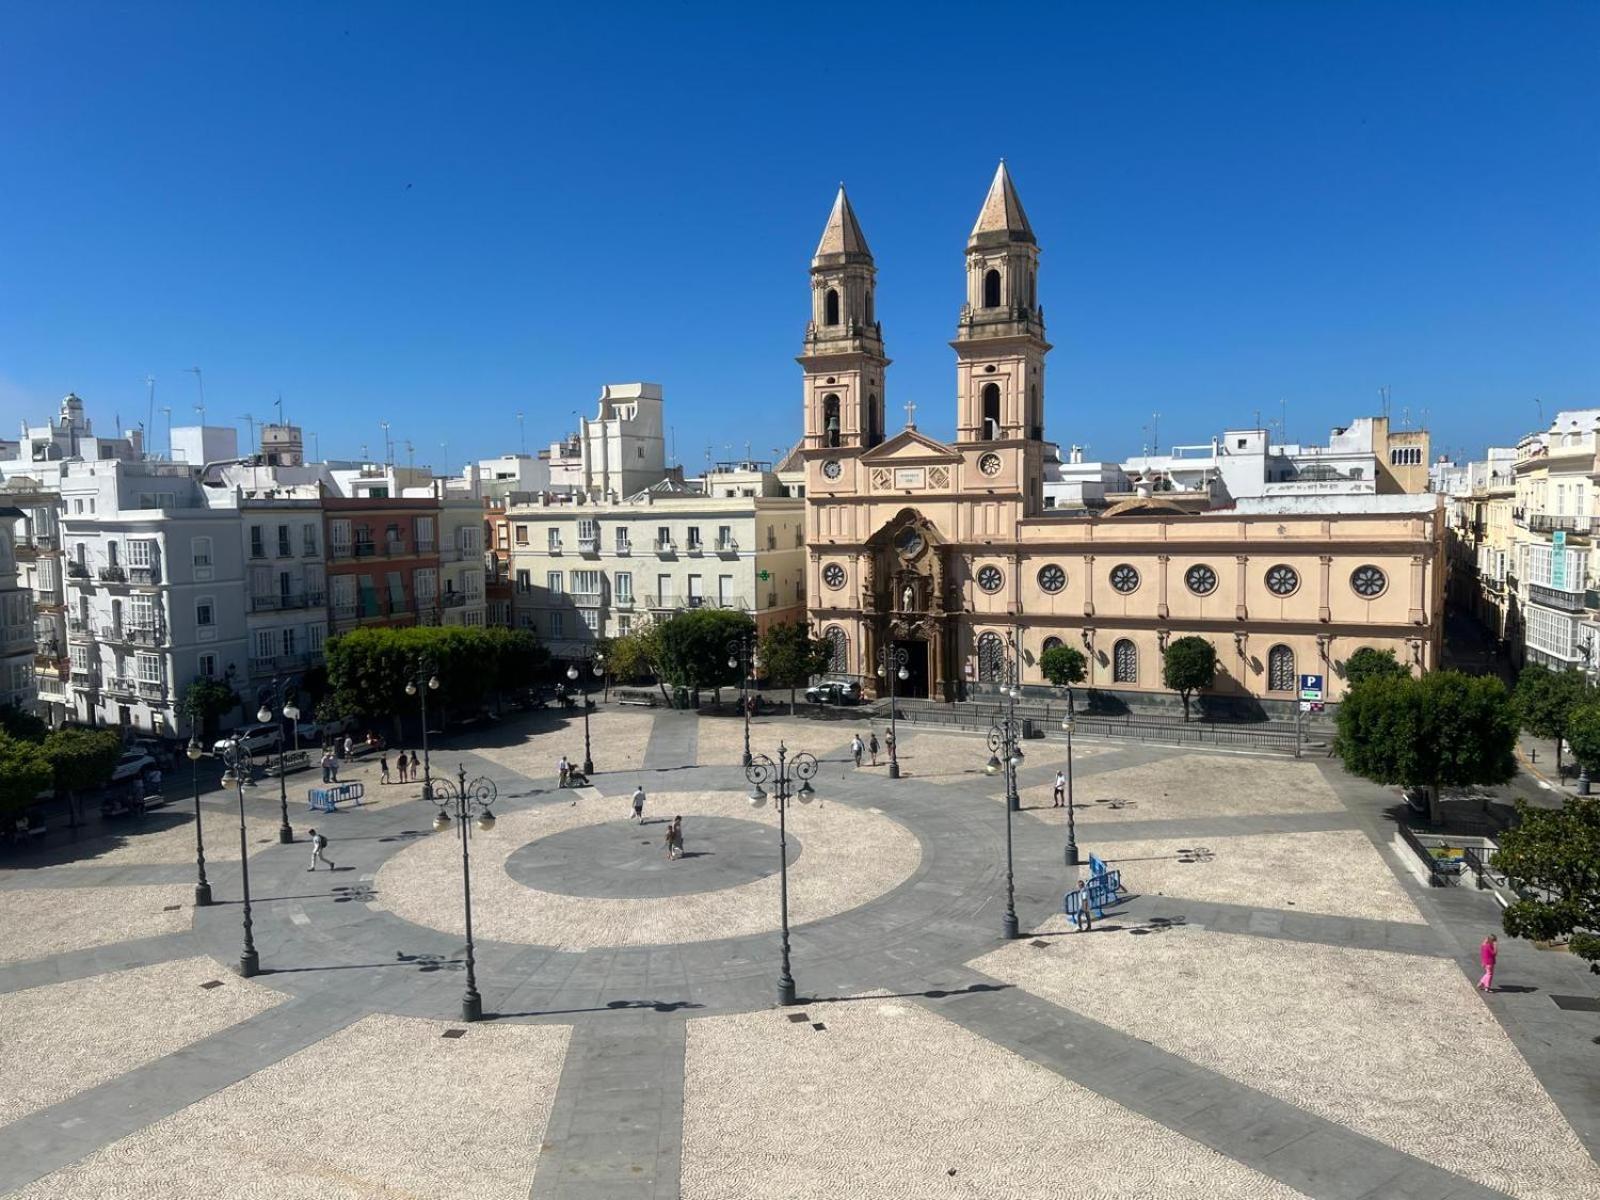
[{"x1": 895, "y1": 639, "x2": 929, "y2": 700}]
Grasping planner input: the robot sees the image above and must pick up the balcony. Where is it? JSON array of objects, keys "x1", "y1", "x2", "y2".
[
  {"x1": 571, "y1": 590, "x2": 604, "y2": 608},
  {"x1": 615, "y1": 540, "x2": 632, "y2": 557},
  {"x1": 646, "y1": 594, "x2": 678, "y2": 610},
  {"x1": 548, "y1": 539, "x2": 564, "y2": 555},
  {"x1": 36, "y1": 678, "x2": 66, "y2": 701},
  {"x1": 129, "y1": 565, "x2": 161, "y2": 585},
  {"x1": 250, "y1": 590, "x2": 327, "y2": 612},
  {"x1": 644, "y1": 593, "x2": 748, "y2": 613},
  {"x1": 249, "y1": 651, "x2": 320, "y2": 675},
  {"x1": 1528, "y1": 582, "x2": 1587, "y2": 614},
  {"x1": 136, "y1": 680, "x2": 166, "y2": 702},
  {"x1": 410, "y1": 540, "x2": 433, "y2": 555},
  {"x1": 98, "y1": 624, "x2": 164, "y2": 647},
  {"x1": 715, "y1": 538, "x2": 739, "y2": 554},
  {"x1": 71, "y1": 672, "x2": 100, "y2": 691},
  {"x1": 66, "y1": 562, "x2": 90, "y2": 582},
  {"x1": 614, "y1": 594, "x2": 635, "y2": 610},
  {"x1": 441, "y1": 592, "x2": 467, "y2": 608},
  {"x1": 654, "y1": 539, "x2": 676, "y2": 555},
  {"x1": 1529, "y1": 514, "x2": 1593, "y2": 535},
  {"x1": 353, "y1": 542, "x2": 378, "y2": 558},
  {"x1": 331, "y1": 542, "x2": 355, "y2": 559},
  {"x1": 67, "y1": 616, "x2": 90, "y2": 636},
  {"x1": 105, "y1": 677, "x2": 137, "y2": 699},
  {"x1": 578, "y1": 536, "x2": 600, "y2": 555},
  {"x1": 97, "y1": 566, "x2": 126, "y2": 583},
  {"x1": 15, "y1": 535, "x2": 58, "y2": 558},
  {"x1": 685, "y1": 540, "x2": 705, "y2": 557}
]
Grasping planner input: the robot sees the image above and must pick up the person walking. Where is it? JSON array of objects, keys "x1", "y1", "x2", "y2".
[
  {"x1": 558, "y1": 755, "x2": 571, "y2": 789},
  {"x1": 395, "y1": 751, "x2": 409, "y2": 783},
  {"x1": 1478, "y1": 932, "x2": 1499, "y2": 992},
  {"x1": 1053, "y1": 770, "x2": 1066, "y2": 808},
  {"x1": 342, "y1": 734, "x2": 354, "y2": 761},
  {"x1": 632, "y1": 785, "x2": 646, "y2": 823},
  {"x1": 671, "y1": 815, "x2": 684, "y2": 858},
  {"x1": 329, "y1": 754, "x2": 339, "y2": 783},
  {"x1": 320, "y1": 750, "x2": 333, "y2": 784},
  {"x1": 307, "y1": 828, "x2": 335, "y2": 871},
  {"x1": 868, "y1": 732, "x2": 880, "y2": 767},
  {"x1": 851, "y1": 734, "x2": 865, "y2": 768},
  {"x1": 380, "y1": 754, "x2": 390, "y2": 785},
  {"x1": 884, "y1": 728, "x2": 895, "y2": 763},
  {"x1": 664, "y1": 819, "x2": 679, "y2": 860}
]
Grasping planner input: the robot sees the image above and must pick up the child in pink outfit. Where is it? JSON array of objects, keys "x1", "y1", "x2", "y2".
[{"x1": 1478, "y1": 933, "x2": 1498, "y2": 992}]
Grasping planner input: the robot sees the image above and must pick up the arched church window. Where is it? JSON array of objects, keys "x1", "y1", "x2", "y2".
[
  {"x1": 981, "y1": 383, "x2": 1001, "y2": 440},
  {"x1": 977, "y1": 631, "x2": 1006, "y2": 684},
  {"x1": 824, "y1": 625, "x2": 849, "y2": 674},
  {"x1": 823, "y1": 394, "x2": 841, "y2": 448},
  {"x1": 1113, "y1": 639, "x2": 1137, "y2": 684},
  {"x1": 1267, "y1": 644, "x2": 1296, "y2": 692},
  {"x1": 1028, "y1": 383, "x2": 1041, "y2": 440},
  {"x1": 824, "y1": 289, "x2": 840, "y2": 326},
  {"x1": 983, "y1": 269, "x2": 1002, "y2": 308},
  {"x1": 867, "y1": 394, "x2": 881, "y2": 448},
  {"x1": 865, "y1": 290, "x2": 874, "y2": 326}
]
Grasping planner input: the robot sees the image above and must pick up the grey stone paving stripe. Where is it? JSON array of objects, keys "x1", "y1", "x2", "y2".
[
  {"x1": 911, "y1": 965, "x2": 1511, "y2": 1200},
  {"x1": 0, "y1": 931, "x2": 196, "y2": 995},
  {"x1": 0, "y1": 862, "x2": 195, "y2": 891},
  {"x1": 0, "y1": 995, "x2": 365, "y2": 1194},
  {"x1": 1108, "y1": 895, "x2": 1450, "y2": 958},
  {"x1": 641, "y1": 711, "x2": 697, "y2": 774},
  {"x1": 1065, "y1": 808, "x2": 1360, "y2": 842},
  {"x1": 531, "y1": 1014, "x2": 686, "y2": 1200}
]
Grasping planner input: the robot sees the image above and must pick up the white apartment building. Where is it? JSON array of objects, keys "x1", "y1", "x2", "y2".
[
  {"x1": 61, "y1": 460, "x2": 249, "y2": 737},
  {"x1": 0, "y1": 509, "x2": 37, "y2": 711},
  {"x1": 438, "y1": 498, "x2": 487, "y2": 627},
  {"x1": 506, "y1": 462, "x2": 806, "y2": 657},
  {"x1": 539, "y1": 382, "x2": 667, "y2": 499},
  {"x1": 2, "y1": 482, "x2": 66, "y2": 721}
]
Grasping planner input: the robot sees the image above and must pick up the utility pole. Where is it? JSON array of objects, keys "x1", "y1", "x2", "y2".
[
  {"x1": 186, "y1": 367, "x2": 206, "y2": 425},
  {"x1": 1151, "y1": 412, "x2": 1161, "y2": 456},
  {"x1": 240, "y1": 414, "x2": 257, "y2": 454},
  {"x1": 379, "y1": 421, "x2": 392, "y2": 466},
  {"x1": 145, "y1": 376, "x2": 156, "y2": 454},
  {"x1": 516, "y1": 411, "x2": 525, "y2": 455}
]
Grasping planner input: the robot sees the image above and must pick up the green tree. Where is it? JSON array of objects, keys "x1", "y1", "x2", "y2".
[
  {"x1": 484, "y1": 627, "x2": 550, "y2": 707},
  {"x1": 0, "y1": 703, "x2": 47, "y2": 743},
  {"x1": 43, "y1": 727, "x2": 122, "y2": 826},
  {"x1": 1562, "y1": 703, "x2": 1600, "y2": 777},
  {"x1": 654, "y1": 609, "x2": 752, "y2": 705},
  {"x1": 180, "y1": 678, "x2": 240, "y2": 740},
  {"x1": 0, "y1": 731, "x2": 53, "y2": 823},
  {"x1": 1342, "y1": 647, "x2": 1409, "y2": 689},
  {"x1": 1494, "y1": 798, "x2": 1600, "y2": 974},
  {"x1": 758, "y1": 621, "x2": 835, "y2": 714},
  {"x1": 1513, "y1": 665, "x2": 1592, "y2": 778},
  {"x1": 1335, "y1": 671, "x2": 1518, "y2": 823},
  {"x1": 1161, "y1": 636, "x2": 1217, "y2": 722},
  {"x1": 604, "y1": 630, "x2": 657, "y2": 686},
  {"x1": 1039, "y1": 643, "x2": 1088, "y2": 709}
]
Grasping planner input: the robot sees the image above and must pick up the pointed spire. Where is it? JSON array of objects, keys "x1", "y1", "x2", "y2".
[
  {"x1": 969, "y1": 160, "x2": 1035, "y2": 246},
  {"x1": 813, "y1": 184, "x2": 873, "y2": 262}
]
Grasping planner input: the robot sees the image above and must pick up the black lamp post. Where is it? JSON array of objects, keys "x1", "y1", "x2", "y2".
[
  {"x1": 184, "y1": 728, "x2": 212, "y2": 907},
  {"x1": 217, "y1": 736, "x2": 260, "y2": 977},
  {"x1": 429, "y1": 765, "x2": 497, "y2": 1022},
  {"x1": 727, "y1": 631, "x2": 759, "y2": 768},
  {"x1": 984, "y1": 634, "x2": 1024, "y2": 941},
  {"x1": 405, "y1": 662, "x2": 440, "y2": 799},
  {"x1": 876, "y1": 644, "x2": 909, "y2": 779},
  {"x1": 1061, "y1": 703, "x2": 1080, "y2": 867},
  {"x1": 566, "y1": 654, "x2": 603, "y2": 776},
  {"x1": 256, "y1": 677, "x2": 300, "y2": 844},
  {"x1": 744, "y1": 741, "x2": 819, "y2": 1006}
]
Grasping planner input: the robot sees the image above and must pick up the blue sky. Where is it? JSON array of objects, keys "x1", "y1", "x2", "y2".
[{"x1": 2, "y1": 2, "x2": 1594, "y2": 471}]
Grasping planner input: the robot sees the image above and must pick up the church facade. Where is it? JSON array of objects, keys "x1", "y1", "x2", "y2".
[{"x1": 801, "y1": 165, "x2": 1445, "y2": 711}]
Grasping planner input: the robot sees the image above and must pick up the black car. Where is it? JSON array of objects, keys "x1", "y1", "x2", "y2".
[{"x1": 805, "y1": 680, "x2": 862, "y2": 706}]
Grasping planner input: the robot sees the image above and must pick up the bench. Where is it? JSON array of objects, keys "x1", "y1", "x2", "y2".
[{"x1": 308, "y1": 782, "x2": 366, "y2": 813}]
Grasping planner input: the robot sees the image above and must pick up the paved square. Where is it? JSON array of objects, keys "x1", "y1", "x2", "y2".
[{"x1": 0, "y1": 706, "x2": 1594, "y2": 1199}]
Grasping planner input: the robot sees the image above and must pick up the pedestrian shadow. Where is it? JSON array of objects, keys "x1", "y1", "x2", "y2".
[
  {"x1": 487, "y1": 997, "x2": 706, "y2": 1018},
  {"x1": 1493, "y1": 985, "x2": 1538, "y2": 994},
  {"x1": 809, "y1": 981, "x2": 1012, "y2": 1004}
]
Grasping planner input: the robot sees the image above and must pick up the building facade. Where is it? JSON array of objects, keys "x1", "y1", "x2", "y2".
[
  {"x1": 0, "y1": 508, "x2": 37, "y2": 711},
  {"x1": 324, "y1": 495, "x2": 443, "y2": 634},
  {"x1": 803, "y1": 167, "x2": 1446, "y2": 710}
]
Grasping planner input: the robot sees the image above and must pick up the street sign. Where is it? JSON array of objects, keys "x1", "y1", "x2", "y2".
[
  {"x1": 758, "y1": 569, "x2": 771, "y2": 581},
  {"x1": 1299, "y1": 673, "x2": 1324, "y2": 701}
]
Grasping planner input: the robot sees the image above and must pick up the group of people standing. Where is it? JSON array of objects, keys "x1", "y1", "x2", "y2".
[
  {"x1": 378, "y1": 752, "x2": 420, "y2": 785},
  {"x1": 849, "y1": 729, "x2": 893, "y2": 767}
]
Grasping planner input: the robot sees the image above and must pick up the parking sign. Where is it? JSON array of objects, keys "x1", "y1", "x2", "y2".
[{"x1": 1299, "y1": 673, "x2": 1324, "y2": 701}]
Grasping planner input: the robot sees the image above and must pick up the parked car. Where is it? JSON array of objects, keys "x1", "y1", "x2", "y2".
[
  {"x1": 212, "y1": 724, "x2": 283, "y2": 757},
  {"x1": 805, "y1": 679, "x2": 862, "y2": 706},
  {"x1": 110, "y1": 749, "x2": 156, "y2": 784},
  {"x1": 295, "y1": 715, "x2": 357, "y2": 745},
  {"x1": 130, "y1": 737, "x2": 177, "y2": 771}
]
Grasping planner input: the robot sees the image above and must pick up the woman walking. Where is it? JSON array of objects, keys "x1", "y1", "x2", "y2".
[
  {"x1": 1478, "y1": 932, "x2": 1499, "y2": 992},
  {"x1": 396, "y1": 751, "x2": 410, "y2": 783},
  {"x1": 868, "y1": 731, "x2": 880, "y2": 766},
  {"x1": 380, "y1": 754, "x2": 390, "y2": 785}
]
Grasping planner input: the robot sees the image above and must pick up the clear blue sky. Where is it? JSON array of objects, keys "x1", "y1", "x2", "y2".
[{"x1": 3, "y1": 2, "x2": 1595, "y2": 471}]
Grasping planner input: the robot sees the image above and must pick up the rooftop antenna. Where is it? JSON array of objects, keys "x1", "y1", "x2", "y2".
[
  {"x1": 441, "y1": 440, "x2": 449, "y2": 472},
  {"x1": 379, "y1": 420, "x2": 392, "y2": 466},
  {"x1": 186, "y1": 366, "x2": 206, "y2": 425},
  {"x1": 669, "y1": 426, "x2": 677, "y2": 466},
  {"x1": 361, "y1": 442, "x2": 369, "y2": 461},
  {"x1": 1379, "y1": 385, "x2": 1391, "y2": 420},
  {"x1": 404, "y1": 439, "x2": 414, "y2": 471},
  {"x1": 239, "y1": 413, "x2": 257, "y2": 454},
  {"x1": 1279, "y1": 398, "x2": 1287, "y2": 444},
  {"x1": 516, "y1": 410, "x2": 525, "y2": 455},
  {"x1": 160, "y1": 406, "x2": 172, "y2": 459},
  {"x1": 1535, "y1": 397, "x2": 1544, "y2": 425},
  {"x1": 1151, "y1": 411, "x2": 1161, "y2": 456},
  {"x1": 144, "y1": 375, "x2": 155, "y2": 456},
  {"x1": 274, "y1": 393, "x2": 285, "y2": 425},
  {"x1": 1401, "y1": 406, "x2": 1410, "y2": 430}
]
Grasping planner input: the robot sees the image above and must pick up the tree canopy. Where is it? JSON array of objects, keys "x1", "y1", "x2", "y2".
[
  {"x1": 42, "y1": 727, "x2": 122, "y2": 795},
  {"x1": 1342, "y1": 647, "x2": 1409, "y2": 689},
  {"x1": 1513, "y1": 665, "x2": 1592, "y2": 773},
  {"x1": 758, "y1": 621, "x2": 834, "y2": 712},
  {"x1": 1161, "y1": 636, "x2": 1217, "y2": 721},
  {"x1": 1561, "y1": 703, "x2": 1600, "y2": 775},
  {"x1": 1334, "y1": 670, "x2": 1518, "y2": 822},
  {"x1": 0, "y1": 731, "x2": 53, "y2": 822},
  {"x1": 180, "y1": 678, "x2": 240, "y2": 739},
  {"x1": 1039, "y1": 644, "x2": 1087, "y2": 691},
  {"x1": 653, "y1": 608, "x2": 752, "y2": 701},
  {"x1": 1495, "y1": 798, "x2": 1600, "y2": 974},
  {"x1": 325, "y1": 625, "x2": 548, "y2": 725}
]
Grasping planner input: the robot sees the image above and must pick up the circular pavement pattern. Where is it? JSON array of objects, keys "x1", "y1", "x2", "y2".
[
  {"x1": 374, "y1": 789, "x2": 921, "y2": 950},
  {"x1": 505, "y1": 817, "x2": 801, "y2": 899}
]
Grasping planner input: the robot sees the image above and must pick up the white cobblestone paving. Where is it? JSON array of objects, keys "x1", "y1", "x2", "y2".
[
  {"x1": 38, "y1": 814, "x2": 283, "y2": 869},
  {"x1": 0, "y1": 957, "x2": 283, "y2": 1127},
  {"x1": 977, "y1": 924, "x2": 1600, "y2": 1200},
  {"x1": 1095, "y1": 828, "x2": 1425, "y2": 923},
  {"x1": 10, "y1": 1013, "x2": 570, "y2": 1200},
  {"x1": 0, "y1": 885, "x2": 193, "y2": 964},
  {"x1": 888, "y1": 729, "x2": 1001, "y2": 783},
  {"x1": 375, "y1": 790, "x2": 921, "y2": 948},
  {"x1": 470, "y1": 708, "x2": 653, "y2": 777},
  {"x1": 695, "y1": 715, "x2": 851, "y2": 764},
  {"x1": 681, "y1": 997, "x2": 1312, "y2": 1199},
  {"x1": 1017, "y1": 753, "x2": 1343, "y2": 818}
]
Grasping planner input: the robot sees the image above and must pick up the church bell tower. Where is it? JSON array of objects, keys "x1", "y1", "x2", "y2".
[{"x1": 799, "y1": 186, "x2": 889, "y2": 453}]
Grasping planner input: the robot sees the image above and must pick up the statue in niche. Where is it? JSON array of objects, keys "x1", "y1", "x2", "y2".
[{"x1": 902, "y1": 584, "x2": 915, "y2": 612}]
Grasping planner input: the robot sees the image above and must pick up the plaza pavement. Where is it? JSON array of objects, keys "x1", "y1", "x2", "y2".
[{"x1": 0, "y1": 703, "x2": 1595, "y2": 1199}]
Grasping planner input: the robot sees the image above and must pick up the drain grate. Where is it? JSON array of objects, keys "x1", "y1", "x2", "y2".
[
  {"x1": 441, "y1": 1029, "x2": 467, "y2": 1039},
  {"x1": 1030, "y1": 939, "x2": 1050, "y2": 948},
  {"x1": 1551, "y1": 995, "x2": 1600, "y2": 1013},
  {"x1": 162, "y1": 905, "x2": 182, "y2": 912},
  {"x1": 810, "y1": 1022, "x2": 827, "y2": 1032},
  {"x1": 786, "y1": 1012, "x2": 810, "y2": 1023},
  {"x1": 199, "y1": 980, "x2": 224, "y2": 990}
]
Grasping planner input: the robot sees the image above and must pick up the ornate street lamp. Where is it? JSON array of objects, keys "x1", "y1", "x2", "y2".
[
  {"x1": 405, "y1": 663, "x2": 441, "y2": 798},
  {"x1": 429, "y1": 765, "x2": 497, "y2": 1022},
  {"x1": 1061, "y1": 708, "x2": 1080, "y2": 867},
  {"x1": 876, "y1": 644, "x2": 910, "y2": 779},
  {"x1": 184, "y1": 728, "x2": 212, "y2": 907},
  {"x1": 745, "y1": 742, "x2": 819, "y2": 1006},
  {"x1": 566, "y1": 654, "x2": 603, "y2": 776},
  {"x1": 984, "y1": 634, "x2": 1025, "y2": 940},
  {"x1": 256, "y1": 678, "x2": 300, "y2": 844},
  {"x1": 727, "y1": 631, "x2": 759, "y2": 768},
  {"x1": 217, "y1": 736, "x2": 260, "y2": 977}
]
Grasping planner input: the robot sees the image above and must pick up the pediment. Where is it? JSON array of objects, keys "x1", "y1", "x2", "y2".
[{"x1": 859, "y1": 428, "x2": 961, "y2": 464}]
